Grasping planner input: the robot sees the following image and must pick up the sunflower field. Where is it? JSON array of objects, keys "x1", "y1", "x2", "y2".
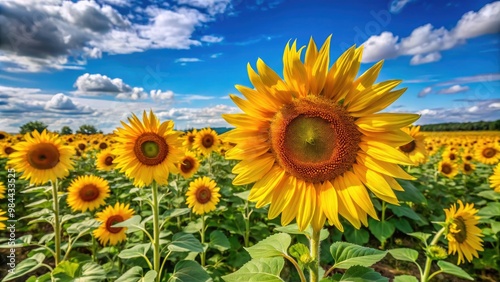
[{"x1": 0, "y1": 37, "x2": 499, "y2": 282}]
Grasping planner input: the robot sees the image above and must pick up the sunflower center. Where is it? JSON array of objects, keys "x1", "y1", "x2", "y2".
[
  {"x1": 270, "y1": 96, "x2": 361, "y2": 183},
  {"x1": 441, "y1": 164, "x2": 452, "y2": 174},
  {"x1": 78, "y1": 143, "x2": 86, "y2": 151},
  {"x1": 104, "y1": 156, "x2": 114, "y2": 166},
  {"x1": 449, "y1": 153, "x2": 456, "y2": 161},
  {"x1": 188, "y1": 135, "x2": 195, "y2": 144},
  {"x1": 465, "y1": 155, "x2": 472, "y2": 161},
  {"x1": 0, "y1": 133, "x2": 5, "y2": 139},
  {"x1": 451, "y1": 217, "x2": 467, "y2": 243},
  {"x1": 79, "y1": 184, "x2": 100, "y2": 202},
  {"x1": 133, "y1": 133, "x2": 169, "y2": 166},
  {"x1": 27, "y1": 143, "x2": 60, "y2": 170},
  {"x1": 105, "y1": 215, "x2": 124, "y2": 234},
  {"x1": 482, "y1": 148, "x2": 496, "y2": 158},
  {"x1": 195, "y1": 186, "x2": 212, "y2": 204},
  {"x1": 181, "y1": 158, "x2": 194, "y2": 173},
  {"x1": 99, "y1": 142, "x2": 108, "y2": 149},
  {"x1": 400, "y1": 140, "x2": 416, "y2": 153},
  {"x1": 463, "y1": 163, "x2": 472, "y2": 172},
  {"x1": 4, "y1": 146, "x2": 15, "y2": 155},
  {"x1": 202, "y1": 135, "x2": 214, "y2": 149}
]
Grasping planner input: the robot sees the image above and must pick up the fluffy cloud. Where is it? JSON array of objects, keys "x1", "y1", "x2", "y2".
[
  {"x1": 437, "y1": 84, "x2": 470, "y2": 94},
  {"x1": 150, "y1": 90, "x2": 174, "y2": 101},
  {"x1": 0, "y1": 0, "x2": 230, "y2": 72},
  {"x1": 416, "y1": 99, "x2": 500, "y2": 124},
  {"x1": 362, "y1": 2, "x2": 500, "y2": 64},
  {"x1": 74, "y1": 73, "x2": 148, "y2": 100},
  {"x1": 201, "y1": 35, "x2": 224, "y2": 43},
  {"x1": 418, "y1": 87, "x2": 433, "y2": 97},
  {"x1": 156, "y1": 104, "x2": 238, "y2": 128}
]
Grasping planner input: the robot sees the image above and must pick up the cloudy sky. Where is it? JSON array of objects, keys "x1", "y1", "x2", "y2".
[{"x1": 0, "y1": 0, "x2": 499, "y2": 133}]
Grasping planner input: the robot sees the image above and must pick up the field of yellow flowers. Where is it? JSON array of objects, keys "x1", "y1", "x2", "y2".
[{"x1": 0, "y1": 37, "x2": 499, "y2": 282}]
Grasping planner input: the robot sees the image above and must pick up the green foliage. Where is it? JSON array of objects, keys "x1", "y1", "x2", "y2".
[
  {"x1": 19, "y1": 120, "x2": 48, "y2": 134},
  {"x1": 76, "y1": 124, "x2": 101, "y2": 135},
  {"x1": 60, "y1": 126, "x2": 73, "y2": 135},
  {"x1": 420, "y1": 120, "x2": 500, "y2": 131}
]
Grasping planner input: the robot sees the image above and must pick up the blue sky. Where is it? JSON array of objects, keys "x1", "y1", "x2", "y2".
[{"x1": 0, "y1": 0, "x2": 499, "y2": 133}]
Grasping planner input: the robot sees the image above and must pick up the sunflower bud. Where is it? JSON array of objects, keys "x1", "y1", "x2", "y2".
[{"x1": 426, "y1": 245, "x2": 448, "y2": 261}]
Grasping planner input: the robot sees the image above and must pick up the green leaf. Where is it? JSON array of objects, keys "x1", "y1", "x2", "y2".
[
  {"x1": 407, "y1": 232, "x2": 431, "y2": 246},
  {"x1": 66, "y1": 219, "x2": 100, "y2": 234},
  {"x1": 234, "y1": 190, "x2": 250, "y2": 201},
  {"x1": 388, "y1": 248, "x2": 419, "y2": 263},
  {"x1": 339, "y1": 265, "x2": 388, "y2": 282},
  {"x1": 274, "y1": 224, "x2": 329, "y2": 241},
  {"x1": 52, "y1": 261, "x2": 80, "y2": 278},
  {"x1": 368, "y1": 219, "x2": 395, "y2": 244},
  {"x1": 437, "y1": 261, "x2": 474, "y2": 280},
  {"x1": 222, "y1": 257, "x2": 285, "y2": 282},
  {"x1": 163, "y1": 208, "x2": 191, "y2": 218},
  {"x1": 245, "y1": 233, "x2": 291, "y2": 259},
  {"x1": 478, "y1": 203, "x2": 500, "y2": 218},
  {"x1": 119, "y1": 243, "x2": 151, "y2": 259},
  {"x1": 2, "y1": 253, "x2": 46, "y2": 281},
  {"x1": 344, "y1": 226, "x2": 369, "y2": 245},
  {"x1": 390, "y1": 218, "x2": 413, "y2": 234},
  {"x1": 491, "y1": 221, "x2": 500, "y2": 234},
  {"x1": 393, "y1": 275, "x2": 418, "y2": 282},
  {"x1": 52, "y1": 261, "x2": 106, "y2": 281},
  {"x1": 477, "y1": 190, "x2": 500, "y2": 200},
  {"x1": 168, "y1": 260, "x2": 211, "y2": 282},
  {"x1": 79, "y1": 262, "x2": 107, "y2": 281},
  {"x1": 395, "y1": 180, "x2": 427, "y2": 204},
  {"x1": 168, "y1": 232, "x2": 203, "y2": 253},
  {"x1": 26, "y1": 273, "x2": 51, "y2": 282},
  {"x1": 116, "y1": 266, "x2": 157, "y2": 282},
  {"x1": 209, "y1": 230, "x2": 230, "y2": 252},
  {"x1": 388, "y1": 205, "x2": 421, "y2": 221},
  {"x1": 112, "y1": 215, "x2": 144, "y2": 233},
  {"x1": 330, "y1": 242, "x2": 387, "y2": 269}
]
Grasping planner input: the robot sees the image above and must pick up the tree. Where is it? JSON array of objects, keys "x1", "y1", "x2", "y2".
[
  {"x1": 20, "y1": 121, "x2": 48, "y2": 134},
  {"x1": 76, "y1": 124, "x2": 99, "y2": 135},
  {"x1": 60, "y1": 126, "x2": 73, "y2": 135}
]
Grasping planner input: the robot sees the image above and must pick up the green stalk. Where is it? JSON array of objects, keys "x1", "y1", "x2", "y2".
[
  {"x1": 380, "y1": 201, "x2": 387, "y2": 249},
  {"x1": 309, "y1": 229, "x2": 321, "y2": 282},
  {"x1": 151, "y1": 181, "x2": 161, "y2": 281},
  {"x1": 421, "y1": 228, "x2": 445, "y2": 282},
  {"x1": 51, "y1": 179, "x2": 61, "y2": 265},
  {"x1": 201, "y1": 215, "x2": 206, "y2": 267}
]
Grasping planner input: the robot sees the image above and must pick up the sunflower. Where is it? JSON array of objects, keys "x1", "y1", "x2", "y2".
[
  {"x1": 182, "y1": 129, "x2": 198, "y2": 150},
  {"x1": 177, "y1": 151, "x2": 200, "y2": 179},
  {"x1": 444, "y1": 200, "x2": 484, "y2": 264},
  {"x1": 97, "y1": 141, "x2": 109, "y2": 150},
  {"x1": 75, "y1": 141, "x2": 88, "y2": 152},
  {"x1": 8, "y1": 130, "x2": 74, "y2": 185},
  {"x1": 67, "y1": 175, "x2": 110, "y2": 212},
  {"x1": 96, "y1": 149, "x2": 116, "y2": 171},
  {"x1": 93, "y1": 202, "x2": 135, "y2": 246},
  {"x1": 221, "y1": 36, "x2": 417, "y2": 231},
  {"x1": 442, "y1": 148, "x2": 459, "y2": 162},
  {"x1": 398, "y1": 125, "x2": 427, "y2": 165},
  {"x1": 461, "y1": 150, "x2": 474, "y2": 162},
  {"x1": 0, "y1": 143, "x2": 16, "y2": 158},
  {"x1": 475, "y1": 143, "x2": 500, "y2": 165},
  {"x1": 193, "y1": 128, "x2": 220, "y2": 156},
  {"x1": 186, "y1": 177, "x2": 221, "y2": 215},
  {"x1": 0, "y1": 209, "x2": 8, "y2": 230},
  {"x1": 461, "y1": 162, "x2": 475, "y2": 175},
  {"x1": 438, "y1": 160, "x2": 458, "y2": 179},
  {"x1": 0, "y1": 182, "x2": 5, "y2": 199},
  {"x1": 489, "y1": 163, "x2": 500, "y2": 192},
  {"x1": 113, "y1": 111, "x2": 183, "y2": 187},
  {"x1": 0, "y1": 131, "x2": 9, "y2": 140}
]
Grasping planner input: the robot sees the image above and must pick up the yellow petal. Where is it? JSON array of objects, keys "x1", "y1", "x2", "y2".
[
  {"x1": 353, "y1": 164, "x2": 399, "y2": 205},
  {"x1": 356, "y1": 113, "x2": 420, "y2": 132},
  {"x1": 356, "y1": 151, "x2": 415, "y2": 180},
  {"x1": 359, "y1": 140, "x2": 415, "y2": 166},
  {"x1": 319, "y1": 180, "x2": 343, "y2": 231},
  {"x1": 343, "y1": 171, "x2": 378, "y2": 220},
  {"x1": 296, "y1": 181, "x2": 316, "y2": 231},
  {"x1": 232, "y1": 154, "x2": 275, "y2": 185},
  {"x1": 268, "y1": 176, "x2": 296, "y2": 219}
]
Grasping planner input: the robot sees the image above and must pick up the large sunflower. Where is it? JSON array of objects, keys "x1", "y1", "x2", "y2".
[
  {"x1": 93, "y1": 202, "x2": 135, "y2": 246},
  {"x1": 489, "y1": 163, "x2": 500, "y2": 192},
  {"x1": 95, "y1": 149, "x2": 116, "y2": 171},
  {"x1": 186, "y1": 176, "x2": 221, "y2": 215},
  {"x1": 112, "y1": 111, "x2": 183, "y2": 187},
  {"x1": 221, "y1": 36, "x2": 417, "y2": 231},
  {"x1": 193, "y1": 128, "x2": 220, "y2": 156},
  {"x1": 444, "y1": 200, "x2": 484, "y2": 264},
  {"x1": 8, "y1": 130, "x2": 74, "y2": 185},
  {"x1": 398, "y1": 125, "x2": 427, "y2": 165},
  {"x1": 177, "y1": 151, "x2": 200, "y2": 179},
  {"x1": 67, "y1": 175, "x2": 110, "y2": 212},
  {"x1": 475, "y1": 143, "x2": 500, "y2": 165}
]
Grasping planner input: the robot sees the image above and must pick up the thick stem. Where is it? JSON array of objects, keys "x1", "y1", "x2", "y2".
[
  {"x1": 244, "y1": 201, "x2": 250, "y2": 248},
  {"x1": 380, "y1": 202, "x2": 387, "y2": 249},
  {"x1": 201, "y1": 215, "x2": 206, "y2": 267},
  {"x1": 309, "y1": 229, "x2": 321, "y2": 282},
  {"x1": 152, "y1": 181, "x2": 161, "y2": 281},
  {"x1": 421, "y1": 228, "x2": 445, "y2": 282},
  {"x1": 51, "y1": 179, "x2": 61, "y2": 265}
]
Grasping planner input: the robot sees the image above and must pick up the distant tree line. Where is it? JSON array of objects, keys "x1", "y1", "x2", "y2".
[
  {"x1": 19, "y1": 121, "x2": 102, "y2": 135},
  {"x1": 420, "y1": 120, "x2": 500, "y2": 131}
]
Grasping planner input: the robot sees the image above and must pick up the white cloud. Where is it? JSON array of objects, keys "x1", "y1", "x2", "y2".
[
  {"x1": 418, "y1": 87, "x2": 433, "y2": 97},
  {"x1": 150, "y1": 89, "x2": 174, "y2": 101},
  {"x1": 175, "y1": 57, "x2": 202, "y2": 63},
  {"x1": 176, "y1": 0, "x2": 232, "y2": 15},
  {"x1": 436, "y1": 73, "x2": 500, "y2": 86},
  {"x1": 201, "y1": 35, "x2": 224, "y2": 43},
  {"x1": 437, "y1": 84, "x2": 470, "y2": 94},
  {"x1": 489, "y1": 102, "x2": 500, "y2": 109},
  {"x1": 210, "y1": 52, "x2": 223, "y2": 58},
  {"x1": 73, "y1": 73, "x2": 148, "y2": 100},
  {"x1": 410, "y1": 52, "x2": 442, "y2": 65},
  {"x1": 361, "y1": 2, "x2": 500, "y2": 64},
  {"x1": 390, "y1": 0, "x2": 414, "y2": 14},
  {"x1": 415, "y1": 99, "x2": 500, "y2": 124}
]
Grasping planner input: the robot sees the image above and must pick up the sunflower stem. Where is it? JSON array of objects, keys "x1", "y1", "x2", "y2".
[
  {"x1": 309, "y1": 228, "x2": 321, "y2": 282},
  {"x1": 421, "y1": 228, "x2": 445, "y2": 282},
  {"x1": 92, "y1": 234, "x2": 97, "y2": 262},
  {"x1": 243, "y1": 199, "x2": 250, "y2": 248},
  {"x1": 151, "y1": 181, "x2": 161, "y2": 281},
  {"x1": 51, "y1": 179, "x2": 62, "y2": 266},
  {"x1": 201, "y1": 215, "x2": 206, "y2": 267}
]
